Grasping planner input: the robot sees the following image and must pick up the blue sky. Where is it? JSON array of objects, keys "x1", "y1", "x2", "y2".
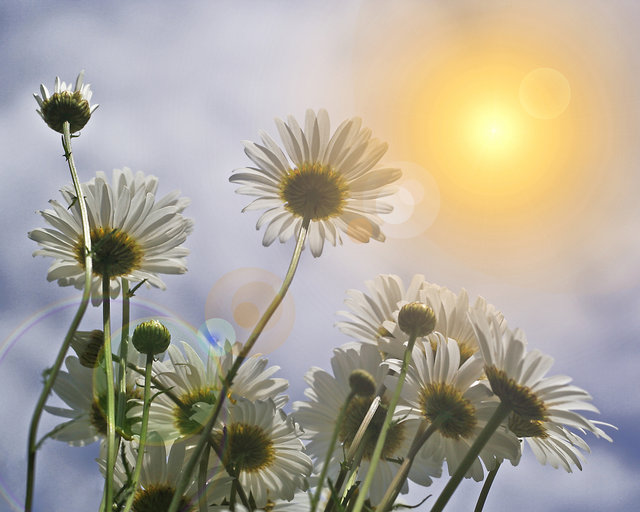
[{"x1": 1, "y1": 1, "x2": 639, "y2": 511}]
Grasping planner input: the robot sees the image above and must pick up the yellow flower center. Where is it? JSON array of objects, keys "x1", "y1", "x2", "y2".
[
  {"x1": 279, "y1": 162, "x2": 349, "y2": 220},
  {"x1": 485, "y1": 366, "x2": 548, "y2": 420},
  {"x1": 173, "y1": 387, "x2": 218, "y2": 437},
  {"x1": 90, "y1": 387, "x2": 143, "y2": 438},
  {"x1": 419, "y1": 382, "x2": 477, "y2": 439},
  {"x1": 212, "y1": 422, "x2": 275, "y2": 473},
  {"x1": 340, "y1": 395, "x2": 405, "y2": 460},
  {"x1": 74, "y1": 226, "x2": 143, "y2": 278}
]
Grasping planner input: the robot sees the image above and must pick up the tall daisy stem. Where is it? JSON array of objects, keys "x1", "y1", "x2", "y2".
[
  {"x1": 430, "y1": 402, "x2": 510, "y2": 512},
  {"x1": 311, "y1": 391, "x2": 356, "y2": 512},
  {"x1": 377, "y1": 418, "x2": 443, "y2": 512},
  {"x1": 351, "y1": 333, "x2": 418, "y2": 512},
  {"x1": 101, "y1": 275, "x2": 118, "y2": 512},
  {"x1": 167, "y1": 217, "x2": 311, "y2": 512},
  {"x1": 473, "y1": 462, "x2": 501, "y2": 512},
  {"x1": 25, "y1": 121, "x2": 93, "y2": 512},
  {"x1": 114, "y1": 279, "x2": 130, "y2": 453},
  {"x1": 121, "y1": 352, "x2": 154, "y2": 512}
]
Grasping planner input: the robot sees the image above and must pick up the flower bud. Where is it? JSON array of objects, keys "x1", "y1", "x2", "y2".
[
  {"x1": 33, "y1": 71, "x2": 98, "y2": 133},
  {"x1": 132, "y1": 320, "x2": 171, "y2": 355},
  {"x1": 397, "y1": 302, "x2": 436, "y2": 337},
  {"x1": 70, "y1": 329, "x2": 104, "y2": 368},
  {"x1": 349, "y1": 369, "x2": 376, "y2": 397}
]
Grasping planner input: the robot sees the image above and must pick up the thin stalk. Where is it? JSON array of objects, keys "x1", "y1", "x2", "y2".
[
  {"x1": 167, "y1": 217, "x2": 311, "y2": 512},
  {"x1": 430, "y1": 402, "x2": 510, "y2": 512},
  {"x1": 473, "y1": 462, "x2": 501, "y2": 512},
  {"x1": 351, "y1": 333, "x2": 418, "y2": 512},
  {"x1": 197, "y1": 444, "x2": 211, "y2": 512},
  {"x1": 121, "y1": 352, "x2": 154, "y2": 512},
  {"x1": 101, "y1": 275, "x2": 117, "y2": 512},
  {"x1": 25, "y1": 121, "x2": 93, "y2": 512},
  {"x1": 311, "y1": 391, "x2": 356, "y2": 512},
  {"x1": 377, "y1": 418, "x2": 443, "y2": 512},
  {"x1": 115, "y1": 279, "x2": 131, "y2": 436}
]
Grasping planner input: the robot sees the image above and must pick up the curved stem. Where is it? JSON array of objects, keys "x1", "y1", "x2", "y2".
[
  {"x1": 167, "y1": 217, "x2": 311, "y2": 512},
  {"x1": 25, "y1": 121, "x2": 93, "y2": 512},
  {"x1": 311, "y1": 391, "x2": 356, "y2": 512},
  {"x1": 121, "y1": 352, "x2": 154, "y2": 512},
  {"x1": 351, "y1": 333, "x2": 418, "y2": 512},
  {"x1": 474, "y1": 462, "x2": 501, "y2": 512},
  {"x1": 430, "y1": 402, "x2": 510, "y2": 512},
  {"x1": 101, "y1": 275, "x2": 117, "y2": 512}
]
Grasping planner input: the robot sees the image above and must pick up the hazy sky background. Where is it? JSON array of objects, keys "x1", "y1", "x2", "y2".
[{"x1": 1, "y1": 1, "x2": 639, "y2": 511}]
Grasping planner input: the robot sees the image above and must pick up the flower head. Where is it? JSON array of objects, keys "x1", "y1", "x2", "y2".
[
  {"x1": 293, "y1": 343, "x2": 440, "y2": 504},
  {"x1": 29, "y1": 168, "x2": 193, "y2": 305},
  {"x1": 131, "y1": 341, "x2": 289, "y2": 443},
  {"x1": 230, "y1": 109, "x2": 401, "y2": 256},
  {"x1": 470, "y1": 310, "x2": 614, "y2": 470},
  {"x1": 34, "y1": 71, "x2": 98, "y2": 133}
]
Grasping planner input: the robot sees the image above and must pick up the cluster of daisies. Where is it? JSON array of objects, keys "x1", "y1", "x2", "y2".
[{"x1": 28, "y1": 73, "x2": 612, "y2": 512}]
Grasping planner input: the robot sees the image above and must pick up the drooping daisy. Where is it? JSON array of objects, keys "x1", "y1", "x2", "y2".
[
  {"x1": 469, "y1": 310, "x2": 613, "y2": 470},
  {"x1": 229, "y1": 109, "x2": 401, "y2": 256},
  {"x1": 134, "y1": 341, "x2": 289, "y2": 443},
  {"x1": 29, "y1": 167, "x2": 194, "y2": 305},
  {"x1": 336, "y1": 274, "x2": 425, "y2": 351},
  {"x1": 100, "y1": 439, "x2": 232, "y2": 511},
  {"x1": 34, "y1": 71, "x2": 98, "y2": 133},
  {"x1": 43, "y1": 345, "x2": 143, "y2": 446},
  {"x1": 392, "y1": 336, "x2": 520, "y2": 482},
  {"x1": 293, "y1": 343, "x2": 440, "y2": 505},
  {"x1": 210, "y1": 398, "x2": 312, "y2": 508}
]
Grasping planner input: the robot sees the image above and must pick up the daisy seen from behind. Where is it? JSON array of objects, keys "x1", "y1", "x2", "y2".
[
  {"x1": 229, "y1": 109, "x2": 401, "y2": 256},
  {"x1": 29, "y1": 167, "x2": 194, "y2": 305},
  {"x1": 293, "y1": 343, "x2": 440, "y2": 506},
  {"x1": 469, "y1": 310, "x2": 614, "y2": 471},
  {"x1": 34, "y1": 70, "x2": 98, "y2": 133}
]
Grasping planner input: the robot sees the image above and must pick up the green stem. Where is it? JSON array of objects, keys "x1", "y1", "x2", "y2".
[
  {"x1": 101, "y1": 275, "x2": 117, "y2": 512},
  {"x1": 312, "y1": 391, "x2": 356, "y2": 512},
  {"x1": 115, "y1": 279, "x2": 130, "y2": 432},
  {"x1": 351, "y1": 333, "x2": 418, "y2": 512},
  {"x1": 121, "y1": 352, "x2": 154, "y2": 512},
  {"x1": 473, "y1": 462, "x2": 501, "y2": 512},
  {"x1": 25, "y1": 121, "x2": 93, "y2": 512},
  {"x1": 197, "y1": 444, "x2": 211, "y2": 512},
  {"x1": 377, "y1": 419, "x2": 442, "y2": 512},
  {"x1": 167, "y1": 216, "x2": 311, "y2": 512},
  {"x1": 430, "y1": 402, "x2": 510, "y2": 512}
]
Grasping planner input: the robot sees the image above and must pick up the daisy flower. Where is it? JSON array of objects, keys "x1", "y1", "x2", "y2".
[
  {"x1": 293, "y1": 343, "x2": 440, "y2": 505},
  {"x1": 134, "y1": 341, "x2": 289, "y2": 443},
  {"x1": 336, "y1": 274, "x2": 425, "y2": 351},
  {"x1": 210, "y1": 398, "x2": 312, "y2": 508},
  {"x1": 43, "y1": 344, "x2": 143, "y2": 446},
  {"x1": 29, "y1": 167, "x2": 194, "y2": 305},
  {"x1": 469, "y1": 310, "x2": 613, "y2": 471},
  {"x1": 392, "y1": 336, "x2": 520, "y2": 482},
  {"x1": 101, "y1": 439, "x2": 232, "y2": 511},
  {"x1": 34, "y1": 71, "x2": 98, "y2": 133},
  {"x1": 229, "y1": 109, "x2": 401, "y2": 256}
]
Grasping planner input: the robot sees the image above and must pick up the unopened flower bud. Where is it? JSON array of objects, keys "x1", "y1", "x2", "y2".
[
  {"x1": 398, "y1": 302, "x2": 436, "y2": 337},
  {"x1": 132, "y1": 320, "x2": 171, "y2": 355},
  {"x1": 70, "y1": 329, "x2": 104, "y2": 368},
  {"x1": 349, "y1": 369, "x2": 376, "y2": 397},
  {"x1": 33, "y1": 71, "x2": 98, "y2": 133}
]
